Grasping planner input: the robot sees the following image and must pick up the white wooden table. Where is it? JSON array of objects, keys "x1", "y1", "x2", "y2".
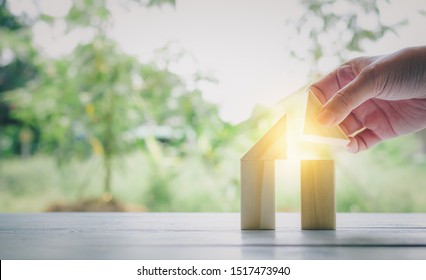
[{"x1": 1, "y1": 213, "x2": 426, "y2": 259}]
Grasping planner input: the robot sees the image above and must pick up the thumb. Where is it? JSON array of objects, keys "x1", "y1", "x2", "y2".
[{"x1": 317, "y1": 66, "x2": 377, "y2": 126}]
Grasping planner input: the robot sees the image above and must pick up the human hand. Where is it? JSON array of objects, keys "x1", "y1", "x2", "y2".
[{"x1": 311, "y1": 46, "x2": 426, "y2": 153}]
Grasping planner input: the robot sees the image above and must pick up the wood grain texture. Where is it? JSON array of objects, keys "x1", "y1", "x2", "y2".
[
  {"x1": 1, "y1": 213, "x2": 426, "y2": 260},
  {"x1": 302, "y1": 88, "x2": 349, "y2": 146},
  {"x1": 301, "y1": 160, "x2": 336, "y2": 230},
  {"x1": 240, "y1": 114, "x2": 286, "y2": 230},
  {"x1": 241, "y1": 114, "x2": 287, "y2": 161},
  {"x1": 241, "y1": 160, "x2": 275, "y2": 229}
]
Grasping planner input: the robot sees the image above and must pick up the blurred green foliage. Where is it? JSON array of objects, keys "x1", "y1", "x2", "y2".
[
  {"x1": 1, "y1": 0, "x2": 242, "y2": 211},
  {"x1": 289, "y1": 0, "x2": 407, "y2": 78},
  {"x1": 4, "y1": 0, "x2": 234, "y2": 199},
  {"x1": 0, "y1": 0, "x2": 37, "y2": 156}
]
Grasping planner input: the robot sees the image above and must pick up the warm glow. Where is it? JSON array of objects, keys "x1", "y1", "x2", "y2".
[{"x1": 282, "y1": 91, "x2": 336, "y2": 161}]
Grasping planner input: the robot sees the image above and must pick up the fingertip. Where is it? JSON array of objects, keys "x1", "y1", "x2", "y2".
[
  {"x1": 346, "y1": 130, "x2": 382, "y2": 153},
  {"x1": 345, "y1": 138, "x2": 359, "y2": 153}
]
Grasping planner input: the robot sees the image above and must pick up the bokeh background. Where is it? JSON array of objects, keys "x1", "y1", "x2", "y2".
[{"x1": 1, "y1": 0, "x2": 426, "y2": 212}]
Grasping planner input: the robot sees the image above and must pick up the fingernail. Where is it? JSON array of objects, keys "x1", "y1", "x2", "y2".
[
  {"x1": 346, "y1": 139, "x2": 358, "y2": 153},
  {"x1": 317, "y1": 109, "x2": 337, "y2": 127}
]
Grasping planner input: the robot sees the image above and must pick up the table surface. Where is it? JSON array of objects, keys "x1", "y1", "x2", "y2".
[{"x1": 1, "y1": 213, "x2": 426, "y2": 260}]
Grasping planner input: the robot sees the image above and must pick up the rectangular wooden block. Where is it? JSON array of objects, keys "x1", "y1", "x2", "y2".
[
  {"x1": 241, "y1": 160, "x2": 275, "y2": 230},
  {"x1": 301, "y1": 160, "x2": 335, "y2": 230}
]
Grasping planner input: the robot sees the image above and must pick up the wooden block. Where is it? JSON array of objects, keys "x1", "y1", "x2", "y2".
[
  {"x1": 240, "y1": 114, "x2": 287, "y2": 230},
  {"x1": 241, "y1": 114, "x2": 287, "y2": 161},
  {"x1": 241, "y1": 160, "x2": 275, "y2": 229},
  {"x1": 301, "y1": 160, "x2": 336, "y2": 230},
  {"x1": 302, "y1": 88, "x2": 349, "y2": 146}
]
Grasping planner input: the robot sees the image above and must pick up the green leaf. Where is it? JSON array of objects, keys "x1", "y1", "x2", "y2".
[
  {"x1": 147, "y1": 0, "x2": 176, "y2": 7},
  {"x1": 39, "y1": 14, "x2": 55, "y2": 24}
]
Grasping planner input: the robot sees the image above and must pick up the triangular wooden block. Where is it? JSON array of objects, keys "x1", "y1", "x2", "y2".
[
  {"x1": 241, "y1": 114, "x2": 287, "y2": 161},
  {"x1": 302, "y1": 88, "x2": 349, "y2": 146}
]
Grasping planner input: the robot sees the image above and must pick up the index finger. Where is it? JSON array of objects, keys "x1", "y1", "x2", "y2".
[{"x1": 310, "y1": 64, "x2": 356, "y2": 103}]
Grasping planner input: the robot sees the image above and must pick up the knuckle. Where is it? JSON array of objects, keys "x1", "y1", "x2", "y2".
[
  {"x1": 346, "y1": 56, "x2": 365, "y2": 66},
  {"x1": 361, "y1": 64, "x2": 377, "y2": 79},
  {"x1": 359, "y1": 63, "x2": 383, "y2": 97},
  {"x1": 339, "y1": 61, "x2": 352, "y2": 68},
  {"x1": 335, "y1": 90, "x2": 352, "y2": 108},
  {"x1": 346, "y1": 56, "x2": 369, "y2": 67}
]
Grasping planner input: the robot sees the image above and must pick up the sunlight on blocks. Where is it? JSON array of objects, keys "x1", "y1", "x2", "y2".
[{"x1": 302, "y1": 88, "x2": 349, "y2": 146}]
